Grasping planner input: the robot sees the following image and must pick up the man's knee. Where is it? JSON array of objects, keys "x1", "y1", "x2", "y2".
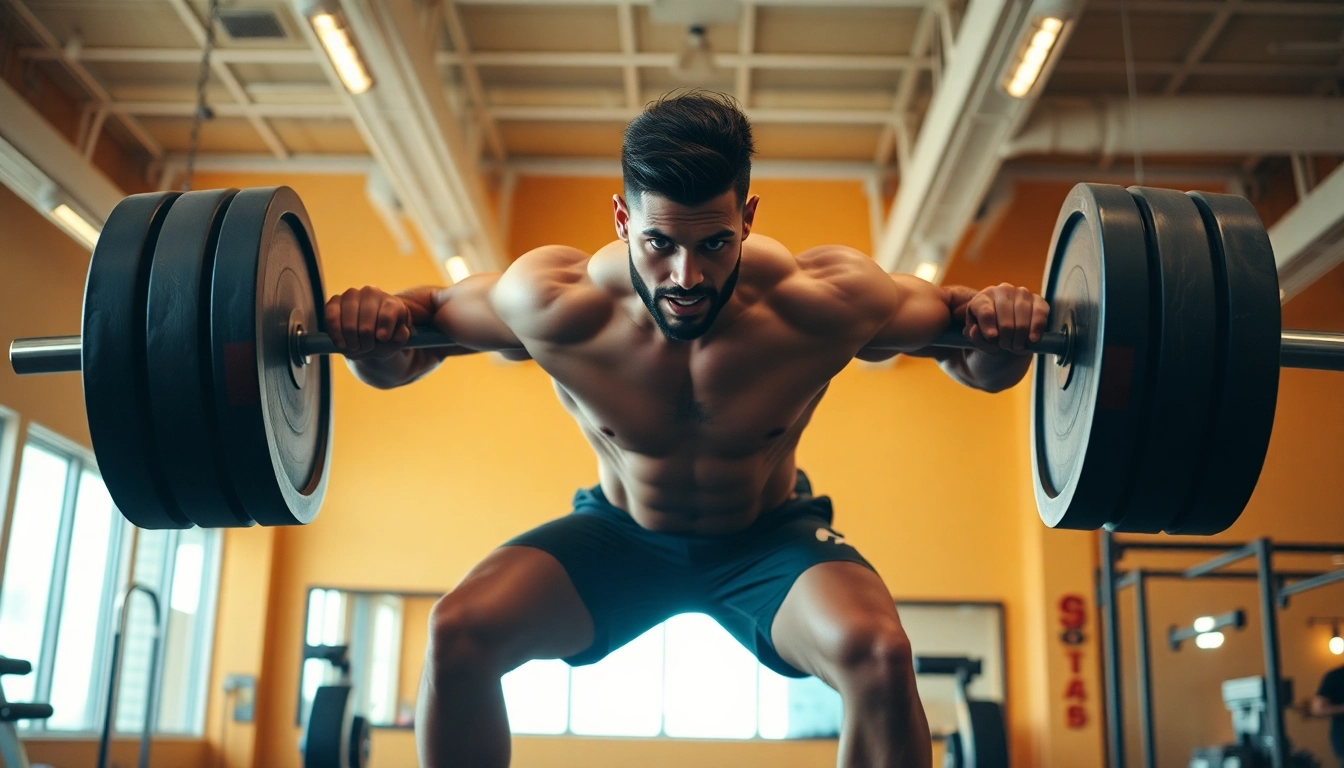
[{"x1": 829, "y1": 619, "x2": 916, "y2": 703}]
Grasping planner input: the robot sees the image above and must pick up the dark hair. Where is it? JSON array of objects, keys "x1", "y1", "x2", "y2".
[{"x1": 621, "y1": 90, "x2": 754, "y2": 208}]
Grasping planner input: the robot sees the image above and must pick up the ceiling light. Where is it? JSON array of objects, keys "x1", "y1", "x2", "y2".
[
  {"x1": 310, "y1": 11, "x2": 373, "y2": 95},
  {"x1": 914, "y1": 262, "x2": 939, "y2": 282},
  {"x1": 1331, "y1": 635, "x2": 1344, "y2": 655},
  {"x1": 1194, "y1": 631, "x2": 1225, "y2": 650},
  {"x1": 1193, "y1": 616, "x2": 1216, "y2": 633},
  {"x1": 50, "y1": 202, "x2": 100, "y2": 249},
  {"x1": 672, "y1": 25, "x2": 715, "y2": 81},
  {"x1": 445, "y1": 256, "x2": 471, "y2": 284},
  {"x1": 1002, "y1": 17, "x2": 1064, "y2": 99}
]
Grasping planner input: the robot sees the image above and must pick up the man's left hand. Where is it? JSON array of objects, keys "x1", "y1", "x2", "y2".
[{"x1": 955, "y1": 283, "x2": 1051, "y2": 355}]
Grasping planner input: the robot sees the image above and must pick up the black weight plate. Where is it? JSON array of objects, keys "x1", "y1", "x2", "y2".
[
  {"x1": 348, "y1": 715, "x2": 370, "y2": 768},
  {"x1": 82, "y1": 192, "x2": 194, "y2": 529},
  {"x1": 210, "y1": 187, "x2": 331, "y2": 526},
  {"x1": 145, "y1": 188, "x2": 256, "y2": 528},
  {"x1": 1110, "y1": 187, "x2": 1219, "y2": 534},
  {"x1": 302, "y1": 684, "x2": 352, "y2": 768},
  {"x1": 1032, "y1": 184, "x2": 1151, "y2": 531},
  {"x1": 1174, "y1": 192, "x2": 1280, "y2": 535}
]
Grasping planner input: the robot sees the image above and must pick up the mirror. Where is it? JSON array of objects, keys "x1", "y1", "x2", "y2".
[
  {"x1": 297, "y1": 587, "x2": 440, "y2": 728},
  {"x1": 297, "y1": 588, "x2": 1005, "y2": 738}
]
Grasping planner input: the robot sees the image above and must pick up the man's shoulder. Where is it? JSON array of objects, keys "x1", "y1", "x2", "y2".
[
  {"x1": 745, "y1": 237, "x2": 891, "y2": 335},
  {"x1": 496, "y1": 244, "x2": 614, "y2": 342}
]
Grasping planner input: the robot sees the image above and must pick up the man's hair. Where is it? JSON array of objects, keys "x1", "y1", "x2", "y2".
[{"x1": 622, "y1": 90, "x2": 754, "y2": 208}]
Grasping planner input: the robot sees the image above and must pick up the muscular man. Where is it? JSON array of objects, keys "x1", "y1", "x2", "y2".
[{"x1": 327, "y1": 91, "x2": 1048, "y2": 768}]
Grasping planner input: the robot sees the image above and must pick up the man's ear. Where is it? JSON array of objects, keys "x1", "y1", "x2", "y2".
[
  {"x1": 741, "y1": 194, "x2": 760, "y2": 239},
  {"x1": 613, "y1": 194, "x2": 632, "y2": 241}
]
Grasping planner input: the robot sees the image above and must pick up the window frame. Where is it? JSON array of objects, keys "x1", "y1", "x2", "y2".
[{"x1": 0, "y1": 420, "x2": 222, "y2": 739}]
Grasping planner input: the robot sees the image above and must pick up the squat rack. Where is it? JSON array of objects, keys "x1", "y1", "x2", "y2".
[{"x1": 1097, "y1": 530, "x2": 1344, "y2": 768}]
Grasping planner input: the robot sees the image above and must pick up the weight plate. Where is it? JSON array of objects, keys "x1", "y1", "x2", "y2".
[
  {"x1": 145, "y1": 189, "x2": 255, "y2": 528},
  {"x1": 1032, "y1": 184, "x2": 1152, "y2": 531},
  {"x1": 302, "y1": 684, "x2": 352, "y2": 768},
  {"x1": 1174, "y1": 192, "x2": 1280, "y2": 535},
  {"x1": 1109, "y1": 187, "x2": 1219, "y2": 534},
  {"x1": 82, "y1": 192, "x2": 194, "y2": 529},
  {"x1": 348, "y1": 715, "x2": 370, "y2": 768},
  {"x1": 210, "y1": 187, "x2": 331, "y2": 526}
]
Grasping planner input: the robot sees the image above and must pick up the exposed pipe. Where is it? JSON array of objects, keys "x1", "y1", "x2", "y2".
[{"x1": 1005, "y1": 97, "x2": 1344, "y2": 158}]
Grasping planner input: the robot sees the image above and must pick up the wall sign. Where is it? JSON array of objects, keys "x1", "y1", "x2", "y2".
[{"x1": 1058, "y1": 593, "x2": 1089, "y2": 729}]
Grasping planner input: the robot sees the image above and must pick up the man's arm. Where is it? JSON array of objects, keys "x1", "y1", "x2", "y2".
[
  {"x1": 856, "y1": 267, "x2": 1049, "y2": 393},
  {"x1": 1311, "y1": 695, "x2": 1344, "y2": 717}
]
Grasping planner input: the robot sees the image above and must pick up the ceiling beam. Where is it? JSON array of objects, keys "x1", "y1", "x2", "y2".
[
  {"x1": 616, "y1": 3, "x2": 641, "y2": 108},
  {"x1": 109, "y1": 101, "x2": 348, "y2": 118},
  {"x1": 442, "y1": 0, "x2": 507, "y2": 161},
  {"x1": 452, "y1": 0, "x2": 931, "y2": 6},
  {"x1": 484, "y1": 157, "x2": 889, "y2": 180},
  {"x1": 165, "y1": 0, "x2": 288, "y2": 160},
  {"x1": 6, "y1": 0, "x2": 163, "y2": 159},
  {"x1": 438, "y1": 51, "x2": 935, "y2": 71},
  {"x1": 1088, "y1": 0, "x2": 1344, "y2": 13},
  {"x1": 736, "y1": 3, "x2": 756, "y2": 106},
  {"x1": 1162, "y1": 0, "x2": 1237, "y2": 95},
  {"x1": 487, "y1": 104, "x2": 901, "y2": 124},
  {"x1": 20, "y1": 46, "x2": 317, "y2": 64},
  {"x1": 1055, "y1": 60, "x2": 1344, "y2": 77}
]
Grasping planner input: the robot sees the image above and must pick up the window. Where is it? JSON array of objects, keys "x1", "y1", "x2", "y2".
[
  {"x1": 502, "y1": 612, "x2": 843, "y2": 740},
  {"x1": 0, "y1": 425, "x2": 221, "y2": 736},
  {"x1": 299, "y1": 587, "x2": 350, "y2": 724}
]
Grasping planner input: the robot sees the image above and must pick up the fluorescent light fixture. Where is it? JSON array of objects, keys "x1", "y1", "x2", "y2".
[
  {"x1": 445, "y1": 256, "x2": 472, "y2": 283},
  {"x1": 914, "y1": 262, "x2": 939, "y2": 282},
  {"x1": 311, "y1": 11, "x2": 373, "y2": 95},
  {"x1": 1002, "y1": 17, "x2": 1064, "y2": 99},
  {"x1": 1193, "y1": 615, "x2": 1216, "y2": 633},
  {"x1": 50, "y1": 202, "x2": 101, "y2": 248},
  {"x1": 1194, "y1": 631, "x2": 1225, "y2": 650},
  {"x1": 1331, "y1": 635, "x2": 1344, "y2": 655}
]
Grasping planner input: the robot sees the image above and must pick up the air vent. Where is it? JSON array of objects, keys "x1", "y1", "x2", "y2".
[{"x1": 218, "y1": 8, "x2": 288, "y2": 41}]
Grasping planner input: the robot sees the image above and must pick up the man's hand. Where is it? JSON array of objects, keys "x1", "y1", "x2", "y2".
[
  {"x1": 324, "y1": 285, "x2": 434, "y2": 359},
  {"x1": 950, "y1": 283, "x2": 1050, "y2": 355}
]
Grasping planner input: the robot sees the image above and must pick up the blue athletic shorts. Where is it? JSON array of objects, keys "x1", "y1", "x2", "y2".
[{"x1": 503, "y1": 470, "x2": 873, "y2": 678}]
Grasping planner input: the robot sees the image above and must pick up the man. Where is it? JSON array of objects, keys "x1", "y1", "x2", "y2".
[
  {"x1": 1313, "y1": 664, "x2": 1344, "y2": 765},
  {"x1": 327, "y1": 91, "x2": 1048, "y2": 768}
]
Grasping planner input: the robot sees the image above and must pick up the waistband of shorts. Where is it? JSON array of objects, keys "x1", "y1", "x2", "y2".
[{"x1": 570, "y1": 469, "x2": 831, "y2": 537}]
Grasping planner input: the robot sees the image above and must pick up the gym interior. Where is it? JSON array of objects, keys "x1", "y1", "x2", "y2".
[{"x1": 0, "y1": 1, "x2": 1342, "y2": 767}]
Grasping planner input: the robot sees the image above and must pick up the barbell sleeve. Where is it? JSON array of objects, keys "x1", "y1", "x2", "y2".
[{"x1": 11, "y1": 327, "x2": 1344, "y2": 376}]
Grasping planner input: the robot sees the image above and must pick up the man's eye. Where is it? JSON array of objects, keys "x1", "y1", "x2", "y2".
[
  {"x1": 648, "y1": 237, "x2": 669, "y2": 250},
  {"x1": 703, "y1": 240, "x2": 726, "y2": 252}
]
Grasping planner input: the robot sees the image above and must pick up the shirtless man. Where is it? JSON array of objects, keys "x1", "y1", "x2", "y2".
[{"x1": 327, "y1": 91, "x2": 1048, "y2": 768}]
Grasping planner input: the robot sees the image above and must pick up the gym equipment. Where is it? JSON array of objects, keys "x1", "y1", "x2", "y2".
[
  {"x1": 0, "y1": 657, "x2": 54, "y2": 768},
  {"x1": 914, "y1": 656, "x2": 1009, "y2": 768},
  {"x1": 300, "y1": 644, "x2": 371, "y2": 768},
  {"x1": 1188, "y1": 677, "x2": 1319, "y2": 768},
  {"x1": 98, "y1": 583, "x2": 164, "y2": 768},
  {"x1": 9, "y1": 183, "x2": 1344, "y2": 532}
]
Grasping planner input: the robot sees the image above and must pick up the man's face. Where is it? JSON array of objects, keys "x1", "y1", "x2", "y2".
[{"x1": 615, "y1": 189, "x2": 758, "y2": 341}]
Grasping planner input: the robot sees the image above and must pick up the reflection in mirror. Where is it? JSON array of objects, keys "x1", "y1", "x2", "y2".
[
  {"x1": 298, "y1": 587, "x2": 440, "y2": 728},
  {"x1": 298, "y1": 589, "x2": 1004, "y2": 739}
]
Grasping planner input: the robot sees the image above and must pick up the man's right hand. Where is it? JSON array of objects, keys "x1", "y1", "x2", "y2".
[{"x1": 324, "y1": 286, "x2": 434, "y2": 359}]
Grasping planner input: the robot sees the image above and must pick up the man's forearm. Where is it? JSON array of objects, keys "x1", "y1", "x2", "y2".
[{"x1": 348, "y1": 349, "x2": 435, "y2": 389}]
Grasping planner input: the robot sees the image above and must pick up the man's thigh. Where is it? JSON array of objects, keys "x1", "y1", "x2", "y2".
[{"x1": 768, "y1": 561, "x2": 908, "y2": 685}]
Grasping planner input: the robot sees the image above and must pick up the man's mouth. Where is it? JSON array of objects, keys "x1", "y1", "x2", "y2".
[{"x1": 663, "y1": 295, "x2": 707, "y2": 316}]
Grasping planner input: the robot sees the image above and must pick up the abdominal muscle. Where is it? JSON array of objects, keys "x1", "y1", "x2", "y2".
[{"x1": 554, "y1": 382, "x2": 826, "y2": 535}]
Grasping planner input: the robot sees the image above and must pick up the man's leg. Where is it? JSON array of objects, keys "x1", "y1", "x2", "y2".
[
  {"x1": 770, "y1": 561, "x2": 931, "y2": 768},
  {"x1": 416, "y1": 545, "x2": 594, "y2": 768}
]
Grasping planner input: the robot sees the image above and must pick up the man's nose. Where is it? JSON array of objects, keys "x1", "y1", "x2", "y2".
[{"x1": 669, "y1": 251, "x2": 703, "y2": 289}]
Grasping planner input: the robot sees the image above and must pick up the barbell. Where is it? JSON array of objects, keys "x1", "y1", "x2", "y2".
[{"x1": 8, "y1": 184, "x2": 1344, "y2": 533}]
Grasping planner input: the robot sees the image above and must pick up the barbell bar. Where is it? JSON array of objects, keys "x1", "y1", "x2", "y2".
[{"x1": 12, "y1": 322, "x2": 1344, "y2": 377}]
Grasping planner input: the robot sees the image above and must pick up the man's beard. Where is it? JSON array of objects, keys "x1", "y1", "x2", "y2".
[{"x1": 629, "y1": 247, "x2": 741, "y2": 342}]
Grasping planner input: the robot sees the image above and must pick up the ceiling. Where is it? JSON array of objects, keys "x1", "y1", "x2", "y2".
[{"x1": 1, "y1": 0, "x2": 1341, "y2": 273}]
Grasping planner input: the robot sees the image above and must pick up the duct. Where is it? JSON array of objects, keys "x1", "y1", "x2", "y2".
[
  {"x1": 1005, "y1": 97, "x2": 1344, "y2": 158},
  {"x1": 875, "y1": 0, "x2": 1085, "y2": 274},
  {"x1": 1271, "y1": 162, "x2": 1344, "y2": 302}
]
